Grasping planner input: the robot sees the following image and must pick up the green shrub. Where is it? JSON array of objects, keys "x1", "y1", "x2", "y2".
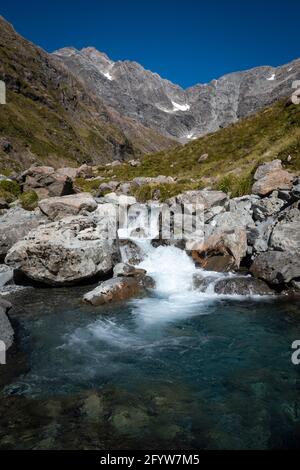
[
  {"x1": 216, "y1": 173, "x2": 253, "y2": 197},
  {"x1": 19, "y1": 190, "x2": 38, "y2": 211},
  {"x1": 0, "y1": 179, "x2": 21, "y2": 203}
]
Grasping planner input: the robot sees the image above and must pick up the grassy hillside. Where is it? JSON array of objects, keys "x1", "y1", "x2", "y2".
[
  {"x1": 92, "y1": 99, "x2": 300, "y2": 199},
  {"x1": 0, "y1": 17, "x2": 175, "y2": 174}
]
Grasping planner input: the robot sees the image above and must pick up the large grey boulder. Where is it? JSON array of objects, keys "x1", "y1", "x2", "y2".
[
  {"x1": 0, "y1": 298, "x2": 14, "y2": 351},
  {"x1": 252, "y1": 192, "x2": 285, "y2": 222},
  {"x1": 0, "y1": 206, "x2": 47, "y2": 259},
  {"x1": 250, "y1": 251, "x2": 300, "y2": 285},
  {"x1": 5, "y1": 210, "x2": 119, "y2": 286},
  {"x1": 38, "y1": 193, "x2": 97, "y2": 220}
]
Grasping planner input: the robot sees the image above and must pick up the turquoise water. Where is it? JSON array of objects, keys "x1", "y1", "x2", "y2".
[{"x1": 2, "y1": 285, "x2": 300, "y2": 449}]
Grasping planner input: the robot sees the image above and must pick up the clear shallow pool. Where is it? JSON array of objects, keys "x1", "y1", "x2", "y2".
[{"x1": 2, "y1": 284, "x2": 300, "y2": 450}]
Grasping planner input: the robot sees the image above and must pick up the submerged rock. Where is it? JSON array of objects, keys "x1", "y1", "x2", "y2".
[
  {"x1": 5, "y1": 212, "x2": 119, "y2": 286},
  {"x1": 39, "y1": 193, "x2": 97, "y2": 220},
  {"x1": 214, "y1": 277, "x2": 274, "y2": 296}
]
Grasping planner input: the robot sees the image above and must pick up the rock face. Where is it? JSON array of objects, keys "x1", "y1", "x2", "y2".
[
  {"x1": 5, "y1": 213, "x2": 119, "y2": 286},
  {"x1": 83, "y1": 276, "x2": 146, "y2": 306},
  {"x1": 0, "y1": 298, "x2": 14, "y2": 351},
  {"x1": 0, "y1": 206, "x2": 47, "y2": 260},
  {"x1": 252, "y1": 160, "x2": 295, "y2": 196},
  {"x1": 54, "y1": 46, "x2": 300, "y2": 142},
  {"x1": 21, "y1": 166, "x2": 74, "y2": 199},
  {"x1": 38, "y1": 193, "x2": 97, "y2": 220}
]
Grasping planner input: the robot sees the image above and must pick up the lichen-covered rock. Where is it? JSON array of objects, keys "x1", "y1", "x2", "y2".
[{"x1": 113, "y1": 263, "x2": 146, "y2": 278}]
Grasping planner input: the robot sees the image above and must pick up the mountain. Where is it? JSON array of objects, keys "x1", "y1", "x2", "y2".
[
  {"x1": 0, "y1": 17, "x2": 175, "y2": 173},
  {"x1": 54, "y1": 46, "x2": 300, "y2": 142}
]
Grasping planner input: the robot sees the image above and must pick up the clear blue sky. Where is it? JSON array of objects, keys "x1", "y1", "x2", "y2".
[{"x1": 1, "y1": 0, "x2": 299, "y2": 88}]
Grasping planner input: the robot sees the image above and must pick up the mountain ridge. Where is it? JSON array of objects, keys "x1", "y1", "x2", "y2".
[{"x1": 54, "y1": 46, "x2": 300, "y2": 142}]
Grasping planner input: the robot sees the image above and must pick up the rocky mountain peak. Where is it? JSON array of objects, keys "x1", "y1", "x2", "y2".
[{"x1": 54, "y1": 45, "x2": 300, "y2": 143}]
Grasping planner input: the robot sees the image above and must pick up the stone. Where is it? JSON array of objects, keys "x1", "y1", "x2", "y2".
[
  {"x1": 56, "y1": 167, "x2": 78, "y2": 180},
  {"x1": 250, "y1": 251, "x2": 300, "y2": 285},
  {"x1": 252, "y1": 193, "x2": 285, "y2": 221},
  {"x1": 252, "y1": 160, "x2": 295, "y2": 196},
  {"x1": 128, "y1": 159, "x2": 141, "y2": 167},
  {"x1": 254, "y1": 160, "x2": 283, "y2": 181},
  {"x1": 0, "y1": 265, "x2": 14, "y2": 287},
  {"x1": 0, "y1": 206, "x2": 47, "y2": 259},
  {"x1": 38, "y1": 193, "x2": 97, "y2": 220},
  {"x1": 103, "y1": 192, "x2": 137, "y2": 206},
  {"x1": 291, "y1": 183, "x2": 300, "y2": 200},
  {"x1": 0, "y1": 138, "x2": 12, "y2": 153},
  {"x1": 270, "y1": 206, "x2": 300, "y2": 253},
  {"x1": 119, "y1": 240, "x2": 145, "y2": 265},
  {"x1": 97, "y1": 181, "x2": 120, "y2": 196},
  {"x1": 198, "y1": 153, "x2": 209, "y2": 162},
  {"x1": 214, "y1": 277, "x2": 274, "y2": 295},
  {"x1": 21, "y1": 166, "x2": 74, "y2": 199},
  {"x1": 83, "y1": 277, "x2": 144, "y2": 305},
  {"x1": 0, "y1": 198, "x2": 9, "y2": 210},
  {"x1": 192, "y1": 253, "x2": 236, "y2": 272},
  {"x1": 76, "y1": 164, "x2": 94, "y2": 179},
  {"x1": 5, "y1": 212, "x2": 119, "y2": 286},
  {"x1": 0, "y1": 298, "x2": 14, "y2": 350},
  {"x1": 113, "y1": 263, "x2": 146, "y2": 278}
]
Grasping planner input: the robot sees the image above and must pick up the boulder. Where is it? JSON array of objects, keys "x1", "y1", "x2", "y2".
[
  {"x1": 113, "y1": 263, "x2": 146, "y2": 278},
  {"x1": 252, "y1": 160, "x2": 295, "y2": 196},
  {"x1": 38, "y1": 193, "x2": 97, "y2": 220},
  {"x1": 5, "y1": 211, "x2": 119, "y2": 286},
  {"x1": 250, "y1": 251, "x2": 300, "y2": 285},
  {"x1": 56, "y1": 167, "x2": 78, "y2": 180},
  {"x1": 21, "y1": 166, "x2": 74, "y2": 199},
  {"x1": 103, "y1": 192, "x2": 137, "y2": 206},
  {"x1": 167, "y1": 190, "x2": 228, "y2": 212},
  {"x1": 192, "y1": 253, "x2": 236, "y2": 272},
  {"x1": 270, "y1": 205, "x2": 300, "y2": 253},
  {"x1": 76, "y1": 164, "x2": 94, "y2": 179},
  {"x1": 252, "y1": 192, "x2": 285, "y2": 221},
  {"x1": 214, "y1": 277, "x2": 274, "y2": 295},
  {"x1": 119, "y1": 240, "x2": 145, "y2": 265},
  {"x1": 0, "y1": 298, "x2": 14, "y2": 351},
  {"x1": 97, "y1": 181, "x2": 120, "y2": 196},
  {"x1": 0, "y1": 206, "x2": 47, "y2": 259},
  {"x1": 83, "y1": 276, "x2": 150, "y2": 306}
]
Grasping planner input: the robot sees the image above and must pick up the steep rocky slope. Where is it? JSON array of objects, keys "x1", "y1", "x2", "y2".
[
  {"x1": 54, "y1": 46, "x2": 300, "y2": 142},
  {"x1": 0, "y1": 17, "x2": 175, "y2": 173}
]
